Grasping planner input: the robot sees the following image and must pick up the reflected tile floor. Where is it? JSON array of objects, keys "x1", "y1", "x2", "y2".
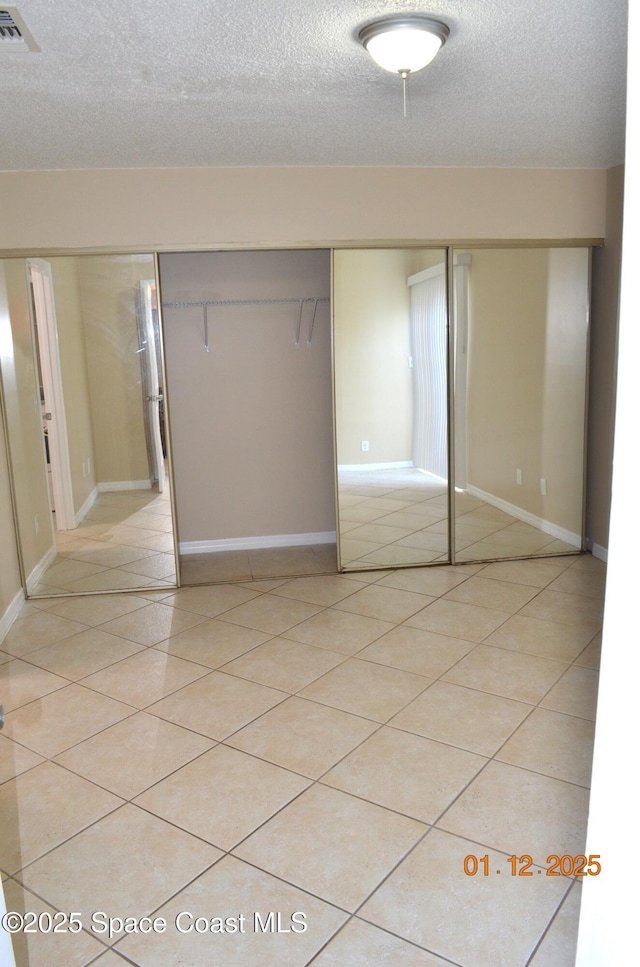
[
  {"x1": 338, "y1": 468, "x2": 579, "y2": 569},
  {"x1": 32, "y1": 487, "x2": 176, "y2": 597},
  {"x1": 0, "y1": 553, "x2": 604, "y2": 966}
]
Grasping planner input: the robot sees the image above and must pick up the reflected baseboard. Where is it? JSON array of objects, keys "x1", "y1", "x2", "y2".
[
  {"x1": 465, "y1": 484, "x2": 582, "y2": 549},
  {"x1": 73, "y1": 485, "x2": 98, "y2": 528},
  {"x1": 67, "y1": 480, "x2": 159, "y2": 531},
  {"x1": 338, "y1": 461, "x2": 414, "y2": 472},
  {"x1": 25, "y1": 543, "x2": 58, "y2": 595},
  {"x1": 98, "y1": 479, "x2": 154, "y2": 492}
]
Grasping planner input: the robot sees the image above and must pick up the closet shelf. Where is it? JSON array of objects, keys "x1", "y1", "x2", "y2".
[{"x1": 161, "y1": 296, "x2": 329, "y2": 352}]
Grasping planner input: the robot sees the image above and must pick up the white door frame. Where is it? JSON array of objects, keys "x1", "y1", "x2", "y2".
[{"x1": 27, "y1": 258, "x2": 75, "y2": 530}]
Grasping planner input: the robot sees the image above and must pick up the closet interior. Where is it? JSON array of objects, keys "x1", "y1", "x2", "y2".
[{"x1": 158, "y1": 249, "x2": 336, "y2": 584}]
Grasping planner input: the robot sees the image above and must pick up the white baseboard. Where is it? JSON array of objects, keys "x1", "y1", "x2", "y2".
[
  {"x1": 465, "y1": 484, "x2": 582, "y2": 548},
  {"x1": 25, "y1": 543, "x2": 58, "y2": 595},
  {"x1": 74, "y1": 485, "x2": 98, "y2": 526},
  {"x1": 0, "y1": 588, "x2": 26, "y2": 645},
  {"x1": 338, "y1": 461, "x2": 413, "y2": 472},
  {"x1": 98, "y1": 480, "x2": 152, "y2": 492},
  {"x1": 588, "y1": 541, "x2": 608, "y2": 562},
  {"x1": 70, "y1": 480, "x2": 151, "y2": 528},
  {"x1": 180, "y1": 531, "x2": 337, "y2": 555}
]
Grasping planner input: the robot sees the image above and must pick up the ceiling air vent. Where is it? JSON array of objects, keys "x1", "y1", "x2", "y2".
[{"x1": 0, "y1": 6, "x2": 40, "y2": 52}]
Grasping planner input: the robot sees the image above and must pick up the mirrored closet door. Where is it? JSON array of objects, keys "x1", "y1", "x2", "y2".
[
  {"x1": 451, "y1": 247, "x2": 589, "y2": 563},
  {"x1": 0, "y1": 253, "x2": 178, "y2": 596},
  {"x1": 333, "y1": 246, "x2": 590, "y2": 571},
  {"x1": 333, "y1": 248, "x2": 451, "y2": 570}
]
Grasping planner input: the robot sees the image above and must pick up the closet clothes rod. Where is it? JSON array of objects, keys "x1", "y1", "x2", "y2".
[{"x1": 161, "y1": 297, "x2": 330, "y2": 352}]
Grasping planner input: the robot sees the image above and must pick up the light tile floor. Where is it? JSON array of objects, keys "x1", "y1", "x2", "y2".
[
  {"x1": 0, "y1": 552, "x2": 604, "y2": 966},
  {"x1": 338, "y1": 468, "x2": 580, "y2": 569},
  {"x1": 32, "y1": 487, "x2": 177, "y2": 597},
  {"x1": 179, "y1": 543, "x2": 337, "y2": 586},
  {"x1": 35, "y1": 466, "x2": 579, "y2": 595}
]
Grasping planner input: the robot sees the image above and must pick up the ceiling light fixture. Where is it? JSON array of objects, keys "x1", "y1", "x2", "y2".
[{"x1": 359, "y1": 14, "x2": 449, "y2": 116}]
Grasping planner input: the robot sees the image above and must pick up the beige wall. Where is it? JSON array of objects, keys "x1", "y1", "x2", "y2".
[
  {"x1": 160, "y1": 249, "x2": 334, "y2": 544},
  {"x1": 0, "y1": 167, "x2": 606, "y2": 253},
  {"x1": 464, "y1": 248, "x2": 589, "y2": 536},
  {"x1": 334, "y1": 249, "x2": 416, "y2": 466},
  {"x1": 465, "y1": 249, "x2": 546, "y2": 504},
  {"x1": 76, "y1": 256, "x2": 151, "y2": 486},
  {"x1": 409, "y1": 249, "x2": 449, "y2": 274},
  {"x1": 334, "y1": 248, "x2": 447, "y2": 467},
  {"x1": 541, "y1": 248, "x2": 590, "y2": 532},
  {"x1": 586, "y1": 165, "x2": 624, "y2": 554}
]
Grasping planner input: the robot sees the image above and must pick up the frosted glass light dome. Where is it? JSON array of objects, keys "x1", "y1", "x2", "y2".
[{"x1": 359, "y1": 15, "x2": 449, "y2": 75}]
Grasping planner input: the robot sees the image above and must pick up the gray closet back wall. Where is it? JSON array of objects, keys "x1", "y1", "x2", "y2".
[{"x1": 159, "y1": 250, "x2": 335, "y2": 553}]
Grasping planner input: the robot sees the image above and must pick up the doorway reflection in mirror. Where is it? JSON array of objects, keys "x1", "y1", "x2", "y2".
[{"x1": 0, "y1": 254, "x2": 177, "y2": 596}]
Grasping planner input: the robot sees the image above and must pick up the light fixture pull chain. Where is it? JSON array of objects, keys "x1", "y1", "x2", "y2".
[{"x1": 401, "y1": 70, "x2": 408, "y2": 118}]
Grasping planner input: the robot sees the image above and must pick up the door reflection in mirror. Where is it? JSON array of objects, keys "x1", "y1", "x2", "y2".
[{"x1": 0, "y1": 253, "x2": 177, "y2": 596}]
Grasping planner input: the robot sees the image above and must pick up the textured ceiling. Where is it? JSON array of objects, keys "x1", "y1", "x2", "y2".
[{"x1": 0, "y1": 0, "x2": 628, "y2": 171}]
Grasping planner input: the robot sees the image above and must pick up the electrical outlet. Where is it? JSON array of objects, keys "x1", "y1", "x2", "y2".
[
  {"x1": 361, "y1": 440, "x2": 369, "y2": 452},
  {"x1": 540, "y1": 478, "x2": 547, "y2": 496},
  {"x1": 516, "y1": 468, "x2": 522, "y2": 485},
  {"x1": 34, "y1": 515, "x2": 39, "y2": 534}
]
